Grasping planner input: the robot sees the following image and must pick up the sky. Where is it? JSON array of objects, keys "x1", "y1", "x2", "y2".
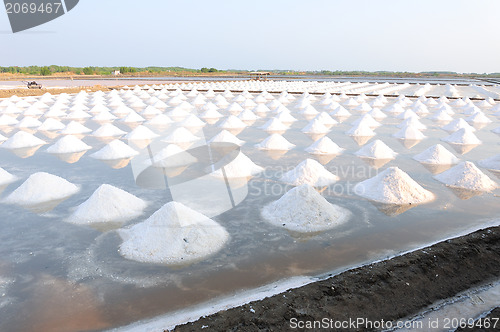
[{"x1": 1, "y1": 0, "x2": 499, "y2": 73}]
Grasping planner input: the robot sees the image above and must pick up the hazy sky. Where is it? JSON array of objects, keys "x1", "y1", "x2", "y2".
[{"x1": 1, "y1": 0, "x2": 499, "y2": 73}]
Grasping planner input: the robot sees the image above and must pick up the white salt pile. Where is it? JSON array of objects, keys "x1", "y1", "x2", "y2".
[
  {"x1": 0, "y1": 115, "x2": 19, "y2": 126},
  {"x1": 413, "y1": 144, "x2": 460, "y2": 165},
  {"x1": 92, "y1": 110, "x2": 117, "y2": 122},
  {"x1": 398, "y1": 117, "x2": 426, "y2": 130},
  {"x1": 47, "y1": 135, "x2": 92, "y2": 154},
  {"x1": 60, "y1": 121, "x2": 92, "y2": 135},
  {"x1": 209, "y1": 130, "x2": 245, "y2": 146},
  {"x1": 368, "y1": 108, "x2": 387, "y2": 120},
  {"x1": 92, "y1": 124, "x2": 127, "y2": 138},
  {"x1": 122, "y1": 111, "x2": 145, "y2": 123},
  {"x1": 442, "y1": 118, "x2": 476, "y2": 133},
  {"x1": 124, "y1": 125, "x2": 159, "y2": 140},
  {"x1": 275, "y1": 111, "x2": 297, "y2": 123},
  {"x1": 313, "y1": 112, "x2": 338, "y2": 126},
  {"x1": 351, "y1": 114, "x2": 381, "y2": 128},
  {"x1": 211, "y1": 152, "x2": 263, "y2": 178},
  {"x1": 67, "y1": 184, "x2": 147, "y2": 224},
  {"x1": 305, "y1": 137, "x2": 344, "y2": 155},
  {"x1": 1, "y1": 131, "x2": 46, "y2": 149},
  {"x1": 0, "y1": 167, "x2": 17, "y2": 186},
  {"x1": 255, "y1": 134, "x2": 295, "y2": 151},
  {"x1": 330, "y1": 106, "x2": 351, "y2": 117},
  {"x1": 16, "y1": 117, "x2": 42, "y2": 128},
  {"x1": 199, "y1": 108, "x2": 223, "y2": 120},
  {"x1": 0, "y1": 134, "x2": 6, "y2": 142},
  {"x1": 261, "y1": 184, "x2": 351, "y2": 233},
  {"x1": 260, "y1": 118, "x2": 288, "y2": 132},
  {"x1": 434, "y1": 161, "x2": 497, "y2": 191},
  {"x1": 146, "y1": 114, "x2": 173, "y2": 126},
  {"x1": 280, "y1": 159, "x2": 339, "y2": 187},
  {"x1": 38, "y1": 118, "x2": 65, "y2": 131},
  {"x1": 430, "y1": 110, "x2": 453, "y2": 122},
  {"x1": 354, "y1": 167, "x2": 435, "y2": 204},
  {"x1": 238, "y1": 109, "x2": 259, "y2": 121},
  {"x1": 2, "y1": 172, "x2": 79, "y2": 206},
  {"x1": 478, "y1": 154, "x2": 500, "y2": 171},
  {"x1": 118, "y1": 201, "x2": 229, "y2": 264},
  {"x1": 90, "y1": 140, "x2": 139, "y2": 160},
  {"x1": 162, "y1": 127, "x2": 200, "y2": 144},
  {"x1": 466, "y1": 111, "x2": 492, "y2": 124},
  {"x1": 181, "y1": 114, "x2": 205, "y2": 128},
  {"x1": 218, "y1": 115, "x2": 247, "y2": 129},
  {"x1": 151, "y1": 144, "x2": 198, "y2": 168},
  {"x1": 392, "y1": 125, "x2": 426, "y2": 140},
  {"x1": 441, "y1": 127, "x2": 482, "y2": 145},
  {"x1": 346, "y1": 123, "x2": 375, "y2": 137},
  {"x1": 355, "y1": 139, "x2": 397, "y2": 159},
  {"x1": 301, "y1": 118, "x2": 330, "y2": 134}
]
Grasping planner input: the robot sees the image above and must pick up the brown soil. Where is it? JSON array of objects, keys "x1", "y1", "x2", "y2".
[
  {"x1": 174, "y1": 226, "x2": 500, "y2": 331},
  {"x1": 0, "y1": 86, "x2": 121, "y2": 99}
]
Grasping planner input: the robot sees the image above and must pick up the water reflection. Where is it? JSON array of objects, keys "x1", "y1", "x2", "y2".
[
  {"x1": 447, "y1": 143, "x2": 479, "y2": 155},
  {"x1": 8, "y1": 145, "x2": 44, "y2": 159}
]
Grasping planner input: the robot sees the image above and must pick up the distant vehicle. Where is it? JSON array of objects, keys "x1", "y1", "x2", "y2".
[{"x1": 23, "y1": 81, "x2": 42, "y2": 89}]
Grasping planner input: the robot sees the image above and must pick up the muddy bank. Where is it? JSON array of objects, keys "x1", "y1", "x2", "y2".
[
  {"x1": 174, "y1": 226, "x2": 500, "y2": 331},
  {"x1": 0, "y1": 86, "x2": 121, "y2": 98}
]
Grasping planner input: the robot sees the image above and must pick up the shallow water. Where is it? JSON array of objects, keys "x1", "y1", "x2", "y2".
[{"x1": 0, "y1": 89, "x2": 500, "y2": 331}]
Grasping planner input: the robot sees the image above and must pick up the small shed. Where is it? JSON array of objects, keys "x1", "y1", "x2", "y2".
[
  {"x1": 249, "y1": 72, "x2": 270, "y2": 81},
  {"x1": 112, "y1": 70, "x2": 120, "y2": 76}
]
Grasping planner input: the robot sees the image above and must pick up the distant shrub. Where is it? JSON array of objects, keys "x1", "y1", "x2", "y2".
[
  {"x1": 40, "y1": 67, "x2": 51, "y2": 76},
  {"x1": 83, "y1": 67, "x2": 94, "y2": 75}
]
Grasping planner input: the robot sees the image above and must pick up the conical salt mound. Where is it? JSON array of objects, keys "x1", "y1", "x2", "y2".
[
  {"x1": 124, "y1": 125, "x2": 159, "y2": 140},
  {"x1": 218, "y1": 115, "x2": 247, "y2": 129},
  {"x1": 162, "y1": 127, "x2": 200, "y2": 144},
  {"x1": 355, "y1": 139, "x2": 397, "y2": 159},
  {"x1": 209, "y1": 130, "x2": 245, "y2": 146},
  {"x1": 151, "y1": 144, "x2": 198, "y2": 168},
  {"x1": 441, "y1": 127, "x2": 481, "y2": 145},
  {"x1": 211, "y1": 152, "x2": 263, "y2": 178},
  {"x1": 346, "y1": 122, "x2": 375, "y2": 137},
  {"x1": 3, "y1": 172, "x2": 79, "y2": 206},
  {"x1": 0, "y1": 167, "x2": 17, "y2": 186},
  {"x1": 301, "y1": 118, "x2": 329, "y2": 134},
  {"x1": 92, "y1": 124, "x2": 127, "y2": 138},
  {"x1": 479, "y1": 154, "x2": 500, "y2": 171},
  {"x1": 260, "y1": 118, "x2": 288, "y2": 132},
  {"x1": 1, "y1": 131, "x2": 46, "y2": 149},
  {"x1": 47, "y1": 135, "x2": 92, "y2": 154},
  {"x1": 255, "y1": 134, "x2": 295, "y2": 151},
  {"x1": 60, "y1": 121, "x2": 92, "y2": 135},
  {"x1": 261, "y1": 184, "x2": 351, "y2": 233},
  {"x1": 305, "y1": 136, "x2": 344, "y2": 155},
  {"x1": 434, "y1": 161, "x2": 497, "y2": 191},
  {"x1": 354, "y1": 167, "x2": 435, "y2": 204},
  {"x1": 280, "y1": 159, "x2": 339, "y2": 187},
  {"x1": 392, "y1": 125, "x2": 426, "y2": 140},
  {"x1": 67, "y1": 184, "x2": 147, "y2": 224},
  {"x1": 90, "y1": 140, "x2": 139, "y2": 160},
  {"x1": 442, "y1": 118, "x2": 476, "y2": 133},
  {"x1": 38, "y1": 118, "x2": 65, "y2": 131},
  {"x1": 413, "y1": 144, "x2": 460, "y2": 165},
  {"x1": 118, "y1": 201, "x2": 229, "y2": 264}
]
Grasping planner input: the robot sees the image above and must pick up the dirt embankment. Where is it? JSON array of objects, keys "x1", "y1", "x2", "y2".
[
  {"x1": 174, "y1": 226, "x2": 500, "y2": 331},
  {"x1": 0, "y1": 86, "x2": 122, "y2": 99}
]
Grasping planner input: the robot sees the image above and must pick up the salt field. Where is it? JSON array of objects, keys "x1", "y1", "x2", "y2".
[{"x1": 1, "y1": 79, "x2": 500, "y2": 331}]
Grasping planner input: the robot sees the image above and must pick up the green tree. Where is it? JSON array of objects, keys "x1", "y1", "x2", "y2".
[
  {"x1": 200, "y1": 67, "x2": 209, "y2": 73},
  {"x1": 83, "y1": 67, "x2": 94, "y2": 75},
  {"x1": 208, "y1": 68, "x2": 218, "y2": 73},
  {"x1": 40, "y1": 66, "x2": 51, "y2": 76}
]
